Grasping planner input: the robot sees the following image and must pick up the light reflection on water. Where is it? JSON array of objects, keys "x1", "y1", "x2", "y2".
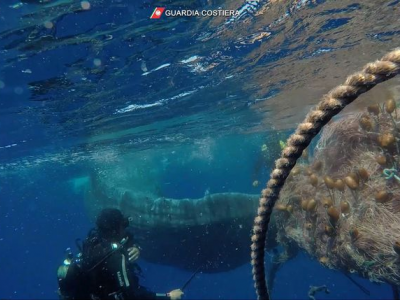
[{"x1": 0, "y1": 0, "x2": 399, "y2": 167}]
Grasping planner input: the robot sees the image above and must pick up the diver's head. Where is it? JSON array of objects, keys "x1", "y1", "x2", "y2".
[{"x1": 96, "y1": 208, "x2": 129, "y2": 241}]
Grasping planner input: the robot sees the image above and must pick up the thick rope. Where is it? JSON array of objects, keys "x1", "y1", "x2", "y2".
[{"x1": 251, "y1": 49, "x2": 400, "y2": 300}]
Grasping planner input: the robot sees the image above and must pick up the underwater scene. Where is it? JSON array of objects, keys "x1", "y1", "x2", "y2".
[{"x1": 2, "y1": 0, "x2": 400, "y2": 299}]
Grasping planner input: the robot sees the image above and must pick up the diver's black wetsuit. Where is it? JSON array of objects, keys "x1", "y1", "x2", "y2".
[{"x1": 82, "y1": 231, "x2": 169, "y2": 300}]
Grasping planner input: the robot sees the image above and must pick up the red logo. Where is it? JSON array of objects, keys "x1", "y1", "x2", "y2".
[{"x1": 150, "y1": 7, "x2": 165, "y2": 19}]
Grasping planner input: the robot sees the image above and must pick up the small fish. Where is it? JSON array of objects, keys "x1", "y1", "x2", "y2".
[
  {"x1": 279, "y1": 140, "x2": 286, "y2": 150},
  {"x1": 10, "y1": 2, "x2": 25, "y2": 9},
  {"x1": 140, "y1": 61, "x2": 148, "y2": 72}
]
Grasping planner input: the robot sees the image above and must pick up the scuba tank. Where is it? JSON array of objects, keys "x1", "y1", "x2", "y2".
[{"x1": 57, "y1": 247, "x2": 89, "y2": 300}]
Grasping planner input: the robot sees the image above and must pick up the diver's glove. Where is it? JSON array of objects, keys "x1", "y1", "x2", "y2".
[
  {"x1": 127, "y1": 245, "x2": 140, "y2": 263},
  {"x1": 167, "y1": 289, "x2": 184, "y2": 300}
]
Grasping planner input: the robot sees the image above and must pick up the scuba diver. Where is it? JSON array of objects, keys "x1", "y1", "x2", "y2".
[{"x1": 57, "y1": 208, "x2": 184, "y2": 300}]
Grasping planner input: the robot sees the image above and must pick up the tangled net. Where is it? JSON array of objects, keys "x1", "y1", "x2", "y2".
[{"x1": 251, "y1": 49, "x2": 400, "y2": 300}]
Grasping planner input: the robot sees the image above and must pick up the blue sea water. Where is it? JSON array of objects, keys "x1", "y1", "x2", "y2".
[{"x1": 1, "y1": 0, "x2": 400, "y2": 299}]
